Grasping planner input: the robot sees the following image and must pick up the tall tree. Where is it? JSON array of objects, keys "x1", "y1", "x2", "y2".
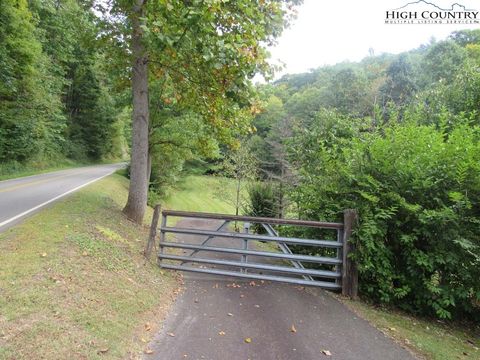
[
  {"x1": 101, "y1": 0, "x2": 301, "y2": 223},
  {"x1": 222, "y1": 139, "x2": 258, "y2": 218},
  {"x1": 122, "y1": 0, "x2": 150, "y2": 222},
  {"x1": 422, "y1": 40, "x2": 467, "y2": 84},
  {"x1": 380, "y1": 54, "x2": 417, "y2": 108}
]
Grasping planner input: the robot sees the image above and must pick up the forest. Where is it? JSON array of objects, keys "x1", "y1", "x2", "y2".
[
  {"x1": 0, "y1": 0, "x2": 127, "y2": 168},
  {"x1": 1, "y1": 1, "x2": 479, "y2": 321}
]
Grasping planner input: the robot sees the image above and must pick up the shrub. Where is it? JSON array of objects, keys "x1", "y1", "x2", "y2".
[
  {"x1": 245, "y1": 182, "x2": 279, "y2": 233},
  {"x1": 246, "y1": 182, "x2": 278, "y2": 217},
  {"x1": 290, "y1": 109, "x2": 480, "y2": 320}
]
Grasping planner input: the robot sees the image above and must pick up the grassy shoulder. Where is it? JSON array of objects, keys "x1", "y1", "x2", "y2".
[
  {"x1": 0, "y1": 174, "x2": 180, "y2": 359},
  {"x1": 0, "y1": 158, "x2": 124, "y2": 181},
  {"x1": 339, "y1": 297, "x2": 480, "y2": 360}
]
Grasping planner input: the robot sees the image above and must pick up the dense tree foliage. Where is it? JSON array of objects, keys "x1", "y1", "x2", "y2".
[
  {"x1": 250, "y1": 29, "x2": 480, "y2": 320},
  {"x1": 98, "y1": 0, "x2": 301, "y2": 222},
  {"x1": 0, "y1": 0, "x2": 126, "y2": 170},
  {"x1": 0, "y1": 0, "x2": 63, "y2": 162}
]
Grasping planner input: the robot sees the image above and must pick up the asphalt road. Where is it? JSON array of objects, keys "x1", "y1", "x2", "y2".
[
  {"x1": 0, "y1": 163, "x2": 123, "y2": 232},
  {"x1": 146, "y1": 219, "x2": 415, "y2": 360}
]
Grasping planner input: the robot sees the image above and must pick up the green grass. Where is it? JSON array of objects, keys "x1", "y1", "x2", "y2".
[
  {"x1": 0, "y1": 174, "x2": 179, "y2": 359},
  {"x1": 0, "y1": 159, "x2": 89, "y2": 181},
  {"x1": 160, "y1": 175, "x2": 240, "y2": 214},
  {"x1": 0, "y1": 158, "x2": 125, "y2": 181},
  {"x1": 341, "y1": 298, "x2": 480, "y2": 360}
]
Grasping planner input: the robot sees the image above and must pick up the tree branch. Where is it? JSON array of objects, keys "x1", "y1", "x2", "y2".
[{"x1": 148, "y1": 59, "x2": 203, "y2": 86}]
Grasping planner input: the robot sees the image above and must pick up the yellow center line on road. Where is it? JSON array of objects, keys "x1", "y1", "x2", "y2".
[
  {"x1": 0, "y1": 171, "x2": 87, "y2": 194},
  {"x1": 0, "y1": 170, "x2": 115, "y2": 229}
]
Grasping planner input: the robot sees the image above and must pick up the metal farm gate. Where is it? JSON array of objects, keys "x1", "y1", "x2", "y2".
[{"x1": 155, "y1": 209, "x2": 358, "y2": 297}]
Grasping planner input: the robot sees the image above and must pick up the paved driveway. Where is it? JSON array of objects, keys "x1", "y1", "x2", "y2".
[{"x1": 146, "y1": 219, "x2": 415, "y2": 360}]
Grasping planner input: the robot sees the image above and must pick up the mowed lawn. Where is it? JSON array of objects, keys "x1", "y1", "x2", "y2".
[{"x1": 161, "y1": 175, "x2": 240, "y2": 214}]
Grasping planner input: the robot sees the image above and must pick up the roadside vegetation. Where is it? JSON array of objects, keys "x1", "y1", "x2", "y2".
[
  {"x1": 341, "y1": 298, "x2": 480, "y2": 360},
  {"x1": 0, "y1": 174, "x2": 180, "y2": 359},
  {"x1": 0, "y1": 159, "x2": 119, "y2": 182},
  {"x1": 0, "y1": 159, "x2": 77, "y2": 181},
  {"x1": 1, "y1": 1, "x2": 129, "y2": 169}
]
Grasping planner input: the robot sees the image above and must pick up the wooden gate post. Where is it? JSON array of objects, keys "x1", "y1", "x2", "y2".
[
  {"x1": 342, "y1": 209, "x2": 358, "y2": 299},
  {"x1": 145, "y1": 204, "x2": 161, "y2": 259}
]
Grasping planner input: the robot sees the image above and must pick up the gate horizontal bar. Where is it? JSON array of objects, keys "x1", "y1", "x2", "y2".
[
  {"x1": 160, "y1": 264, "x2": 342, "y2": 290},
  {"x1": 162, "y1": 210, "x2": 343, "y2": 229},
  {"x1": 161, "y1": 227, "x2": 342, "y2": 248},
  {"x1": 159, "y1": 254, "x2": 342, "y2": 278},
  {"x1": 159, "y1": 242, "x2": 342, "y2": 265}
]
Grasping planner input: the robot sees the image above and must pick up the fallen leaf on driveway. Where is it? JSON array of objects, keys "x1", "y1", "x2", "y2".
[
  {"x1": 218, "y1": 331, "x2": 226, "y2": 336},
  {"x1": 291, "y1": 324, "x2": 297, "y2": 333},
  {"x1": 322, "y1": 350, "x2": 332, "y2": 356},
  {"x1": 167, "y1": 332, "x2": 175, "y2": 337},
  {"x1": 244, "y1": 337, "x2": 252, "y2": 343},
  {"x1": 227, "y1": 313, "x2": 233, "y2": 317}
]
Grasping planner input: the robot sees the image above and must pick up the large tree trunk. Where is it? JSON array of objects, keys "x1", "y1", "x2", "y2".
[{"x1": 123, "y1": 0, "x2": 149, "y2": 223}]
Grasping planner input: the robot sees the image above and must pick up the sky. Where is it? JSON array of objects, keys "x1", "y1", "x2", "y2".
[{"x1": 267, "y1": 0, "x2": 479, "y2": 78}]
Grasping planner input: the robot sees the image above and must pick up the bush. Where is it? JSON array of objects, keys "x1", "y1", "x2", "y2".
[
  {"x1": 290, "y1": 109, "x2": 480, "y2": 320},
  {"x1": 245, "y1": 182, "x2": 279, "y2": 233},
  {"x1": 246, "y1": 182, "x2": 278, "y2": 217}
]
